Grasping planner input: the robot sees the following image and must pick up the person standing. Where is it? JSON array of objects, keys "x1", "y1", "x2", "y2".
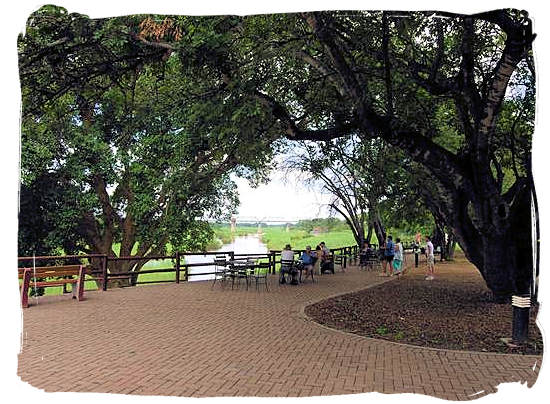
[
  {"x1": 392, "y1": 237, "x2": 404, "y2": 276},
  {"x1": 425, "y1": 236, "x2": 435, "y2": 280},
  {"x1": 380, "y1": 235, "x2": 395, "y2": 276},
  {"x1": 415, "y1": 231, "x2": 422, "y2": 247}
]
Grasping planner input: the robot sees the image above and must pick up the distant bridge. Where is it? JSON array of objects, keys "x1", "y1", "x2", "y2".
[
  {"x1": 207, "y1": 216, "x2": 306, "y2": 224},
  {"x1": 207, "y1": 216, "x2": 306, "y2": 232},
  {"x1": 231, "y1": 216, "x2": 303, "y2": 224}
]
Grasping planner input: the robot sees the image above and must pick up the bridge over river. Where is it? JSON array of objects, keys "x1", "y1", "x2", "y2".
[{"x1": 208, "y1": 215, "x2": 307, "y2": 232}]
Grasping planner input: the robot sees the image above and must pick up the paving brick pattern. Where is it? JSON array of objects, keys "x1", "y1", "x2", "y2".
[{"x1": 18, "y1": 265, "x2": 541, "y2": 399}]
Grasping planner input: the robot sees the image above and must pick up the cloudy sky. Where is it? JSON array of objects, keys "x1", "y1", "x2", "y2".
[{"x1": 232, "y1": 170, "x2": 335, "y2": 221}]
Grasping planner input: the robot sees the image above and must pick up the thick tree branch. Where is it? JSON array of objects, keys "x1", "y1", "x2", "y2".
[
  {"x1": 294, "y1": 50, "x2": 344, "y2": 96},
  {"x1": 382, "y1": 12, "x2": 394, "y2": 118},
  {"x1": 253, "y1": 89, "x2": 357, "y2": 140}
]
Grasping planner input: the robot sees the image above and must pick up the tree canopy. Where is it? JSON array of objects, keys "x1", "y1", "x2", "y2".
[{"x1": 18, "y1": 7, "x2": 536, "y2": 299}]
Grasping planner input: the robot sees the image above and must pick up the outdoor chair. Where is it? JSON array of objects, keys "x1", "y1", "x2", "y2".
[
  {"x1": 347, "y1": 248, "x2": 358, "y2": 266},
  {"x1": 320, "y1": 258, "x2": 335, "y2": 274},
  {"x1": 231, "y1": 260, "x2": 250, "y2": 290},
  {"x1": 301, "y1": 262, "x2": 315, "y2": 283},
  {"x1": 211, "y1": 255, "x2": 229, "y2": 289},
  {"x1": 360, "y1": 250, "x2": 378, "y2": 271},
  {"x1": 366, "y1": 251, "x2": 379, "y2": 271},
  {"x1": 333, "y1": 254, "x2": 345, "y2": 272},
  {"x1": 279, "y1": 259, "x2": 295, "y2": 284},
  {"x1": 248, "y1": 260, "x2": 269, "y2": 291}
]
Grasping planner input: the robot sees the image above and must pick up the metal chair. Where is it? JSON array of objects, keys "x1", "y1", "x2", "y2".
[
  {"x1": 211, "y1": 255, "x2": 228, "y2": 289},
  {"x1": 301, "y1": 261, "x2": 315, "y2": 283},
  {"x1": 279, "y1": 259, "x2": 295, "y2": 284},
  {"x1": 365, "y1": 251, "x2": 379, "y2": 271},
  {"x1": 231, "y1": 260, "x2": 249, "y2": 290},
  {"x1": 320, "y1": 256, "x2": 335, "y2": 274},
  {"x1": 248, "y1": 259, "x2": 269, "y2": 291}
]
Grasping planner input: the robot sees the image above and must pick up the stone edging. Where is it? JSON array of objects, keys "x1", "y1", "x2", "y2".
[{"x1": 297, "y1": 276, "x2": 543, "y2": 359}]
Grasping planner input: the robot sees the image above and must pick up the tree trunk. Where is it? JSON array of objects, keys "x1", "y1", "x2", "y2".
[
  {"x1": 366, "y1": 224, "x2": 373, "y2": 245},
  {"x1": 432, "y1": 223, "x2": 445, "y2": 258},
  {"x1": 371, "y1": 214, "x2": 386, "y2": 247},
  {"x1": 448, "y1": 187, "x2": 533, "y2": 302},
  {"x1": 446, "y1": 237, "x2": 457, "y2": 260}
]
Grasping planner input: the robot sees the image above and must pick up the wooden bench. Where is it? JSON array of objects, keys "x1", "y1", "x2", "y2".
[{"x1": 18, "y1": 265, "x2": 86, "y2": 308}]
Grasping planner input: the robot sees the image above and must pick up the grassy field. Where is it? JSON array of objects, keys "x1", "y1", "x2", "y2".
[{"x1": 260, "y1": 227, "x2": 356, "y2": 251}]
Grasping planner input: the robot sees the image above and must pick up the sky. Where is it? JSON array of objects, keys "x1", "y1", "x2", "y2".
[
  {"x1": 232, "y1": 170, "x2": 336, "y2": 220},
  {"x1": 2, "y1": 1, "x2": 550, "y2": 404}
]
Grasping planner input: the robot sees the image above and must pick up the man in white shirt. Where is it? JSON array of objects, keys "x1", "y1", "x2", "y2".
[
  {"x1": 281, "y1": 244, "x2": 295, "y2": 261},
  {"x1": 425, "y1": 236, "x2": 435, "y2": 280},
  {"x1": 280, "y1": 244, "x2": 295, "y2": 284}
]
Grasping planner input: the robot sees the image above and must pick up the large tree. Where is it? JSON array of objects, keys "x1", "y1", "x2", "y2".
[
  {"x1": 19, "y1": 9, "x2": 277, "y2": 281},
  {"x1": 225, "y1": 10, "x2": 536, "y2": 302},
  {"x1": 19, "y1": 7, "x2": 537, "y2": 302}
]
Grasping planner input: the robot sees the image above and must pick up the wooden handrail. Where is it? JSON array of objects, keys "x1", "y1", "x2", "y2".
[{"x1": 18, "y1": 245, "x2": 360, "y2": 291}]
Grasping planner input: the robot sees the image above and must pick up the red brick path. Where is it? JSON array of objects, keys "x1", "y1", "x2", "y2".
[{"x1": 17, "y1": 265, "x2": 540, "y2": 399}]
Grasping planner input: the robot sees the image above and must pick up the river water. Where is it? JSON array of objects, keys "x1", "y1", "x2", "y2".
[{"x1": 184, "y1": 235, "x2": 268, "y2": 281}]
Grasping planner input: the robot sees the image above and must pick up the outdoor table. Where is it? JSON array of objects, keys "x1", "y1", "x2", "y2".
[{"x1": 227, "y1": 259, "x2": 255, "y2": 289}]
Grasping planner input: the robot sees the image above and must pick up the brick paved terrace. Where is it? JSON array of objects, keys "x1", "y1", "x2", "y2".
[{"x1": 18, "y1": 264, "x2": 541, "y2": 400}]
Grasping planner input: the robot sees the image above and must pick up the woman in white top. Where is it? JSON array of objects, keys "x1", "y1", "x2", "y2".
[{"x1": 392, "y1": 238, "x2": 405, "y2": 275}]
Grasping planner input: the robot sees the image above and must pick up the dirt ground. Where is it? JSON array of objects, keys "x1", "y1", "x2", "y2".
[{"x1": 305, "y1": 253, "x2": 542, "y2": 355}]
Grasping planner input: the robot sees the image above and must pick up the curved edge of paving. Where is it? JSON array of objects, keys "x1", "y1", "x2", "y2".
[{"x1": 297, "y1": 278, "x2": 544, "y2": 359}]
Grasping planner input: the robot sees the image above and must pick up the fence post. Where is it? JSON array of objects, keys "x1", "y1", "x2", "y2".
[
  {"x1": 272, "y1": 251, "x2": 277, "y2": 274},
  {"x1": 512, "y1": 295, "x2": 531, "y2": 343},
  {"x1": 175, "y1": 251, "x2": 180, "y2": 284},
  {"x1": 184, "y1": 264, "x2": 189, "y2": 281},
  {"x1": 102, "y1": 254, "x2": 108, "y2": 291}
]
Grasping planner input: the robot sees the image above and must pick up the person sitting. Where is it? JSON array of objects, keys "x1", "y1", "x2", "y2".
[
  {"x1": 280, "y1": 244, "x2": 295, "y2": 284},
  {"x1": 359, "y1": 241, "x2": 369, "y2": 269},
  {"x1": 320, "y1": 241, "x2": 330, "y2": 259},
  {"x1": 313, "y1": 245, "x2": 322, "y2": 275},
  {"x1": 319, "y1": 242, "x2": 334, "y2": 274},
  {"x1": 300, "y1": 246, "x2": 315, "y2": 282}
]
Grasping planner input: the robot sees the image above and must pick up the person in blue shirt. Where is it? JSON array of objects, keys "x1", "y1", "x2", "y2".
[
  {"x1": 300, "y1": 246, "x2": 315, "y2": 282},
  {"x1": 380, "y1": 235, "x2": 395, "y2": 277}
]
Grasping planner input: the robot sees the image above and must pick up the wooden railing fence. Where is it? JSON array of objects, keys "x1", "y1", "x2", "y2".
[{"x1": 17, "y1": 245, "x2": 361, "y2": 292}]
